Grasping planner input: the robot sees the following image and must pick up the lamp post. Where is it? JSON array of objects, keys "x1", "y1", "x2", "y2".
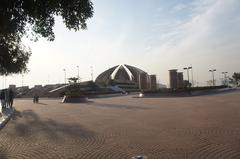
[
  {"x1": 222, "y1": 71, "x2": 228, "y2": 86},
  {"x1": 63, "y1": 69, "x2": 66, "y2": 84},
  {"x1": 47, "y1": 75, "x2": 50, "y2": 84},
  {"x1": 183, "y1": 66, "x2": 192, "y2": 87},
  {"x1": 22, "y1": 74, "x2": 24, "y2": 87},
  {"x1": 77, "y1": 65, "x2": 79, "y2": 83},
  {"x1": 190, "y1": 65, "x2": 194, "y2": 87},
  {"x1": 90, "y1": 66, "x2": 93, "y2": 81},
  {"x1": 209, "y1": 69, "x2": 216, "y2": 86}
]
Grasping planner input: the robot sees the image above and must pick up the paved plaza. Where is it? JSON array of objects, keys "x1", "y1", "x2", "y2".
[{"x1": 1, "y1": 92, "x2": 240, "y2": 159}]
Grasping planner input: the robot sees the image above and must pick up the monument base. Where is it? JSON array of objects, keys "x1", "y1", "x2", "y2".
[{"x1": 62, "y1": 95, "x2": 88, "y2": 103}]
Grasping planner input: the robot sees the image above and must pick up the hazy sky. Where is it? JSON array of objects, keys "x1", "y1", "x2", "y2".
[{"x1": 2, "y1": 0, "x2": 240, "y2": 88}]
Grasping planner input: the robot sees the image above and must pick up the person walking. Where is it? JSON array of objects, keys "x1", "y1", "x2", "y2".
[
  {"x1": 8, "y1": 89, "x2": 14, "y2": 108},
  {"x1": 33, "y1": 93, "x2": 39, "y2": 103},
  {"x1": 5, "y1": 89, "x2": 9, "y2": 108},
  {"x1": 33, "y1": 93, "x2": 36, "y2": 103},
  {"x1": 36, "y1": 94, "x2": 39, "y2": 103}
]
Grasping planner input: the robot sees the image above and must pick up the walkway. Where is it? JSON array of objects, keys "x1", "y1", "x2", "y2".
[{"x1": 1, "y1": 94, "x2": 240, "y2": 158}]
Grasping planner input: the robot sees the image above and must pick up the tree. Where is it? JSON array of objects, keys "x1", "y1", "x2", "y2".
[
  {"x1": 231, "y1": 72, "x2": 240, "y2": 86},
  {"x1": 66, "y1": 77, "x2": 82, "y2": 97},
  {"x1": 68, "y1": 77, "x2": 79, "y2": 84},
  {"x1": 0, "y1": 0, "x2": 94, "y2": 75}
]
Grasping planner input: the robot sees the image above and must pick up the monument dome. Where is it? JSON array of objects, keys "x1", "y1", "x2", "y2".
[{"x1": 95, "y1": 64, "x2": 156, "y2": 91}]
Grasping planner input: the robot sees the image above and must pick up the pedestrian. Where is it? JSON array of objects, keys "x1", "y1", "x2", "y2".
[
  {"x1": 8, "y1": 88, "x2": 14, "y2": 108},
  {"x1": 0, "y1": 90, "x2": 6, "y2": 109},
  {"x1": 33, "y1": 93, "x2": 39, "y2": 103},
  {"x1": 33, "y1": 94, "x2": 36, "y2": 103},
  {"x1": 5, "y1": 89, "x2": 9, "y2": 108},
  {"x1": 36, "y1": 94, "x2": 39, "y2": 103}
]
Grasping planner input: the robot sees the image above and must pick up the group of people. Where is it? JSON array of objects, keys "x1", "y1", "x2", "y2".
[
  {"x1": 33, "y1": 93, "x2": 39, "y2": 103},
  {"x1": 0, "y1": 88, "x2": 14, "y2": 109}
]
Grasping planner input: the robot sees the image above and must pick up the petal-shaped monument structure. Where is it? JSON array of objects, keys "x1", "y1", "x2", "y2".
[{"x1": 95, "y1": 64, "x2": 157, "y2": 91}]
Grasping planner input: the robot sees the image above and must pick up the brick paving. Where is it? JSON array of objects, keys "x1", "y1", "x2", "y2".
[{"x1": 1, "y1": 93, "x2": 240, "y2": 159}]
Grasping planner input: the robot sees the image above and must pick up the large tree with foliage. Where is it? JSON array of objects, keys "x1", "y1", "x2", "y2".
[
  {"x1": 231, "y1": 72, "x2": 240, "y2": 86},
  {"x1": 0, "y1": 0, "x2": 93, "y2": 75}
]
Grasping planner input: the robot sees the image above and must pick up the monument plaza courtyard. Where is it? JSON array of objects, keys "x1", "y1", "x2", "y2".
[{"x1": 1, "y1": 92, "x2": 240, "y2": 159}]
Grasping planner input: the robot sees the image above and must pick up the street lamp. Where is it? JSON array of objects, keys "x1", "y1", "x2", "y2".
[
  {"x1": 209, "y1": 69, "x2": 216, "y2": 86},
  {"x1": 222, "y1": 71, "x2": 228, "y2": 86},
  {"x1": 63, "y1": 69, "x2": 66, "y2": 84},
  {"x1": 22, "y1": 74, "x2": 24, "y2": 87},
  {"x1": 77, "y1": 66, "x2": 79, "y2": 83},
  {"x1": 47, "y1": 75, "x2": 50, "y2": 84},
  {"x1": 190, "y1": 64, "x2": 194, "y2": 87},
  {"x1": 90, "y1": 66, "x2": 93, "y2": 81},
  {"x1": 183, "y1": 66, "x2": 192, "y2": 87}
]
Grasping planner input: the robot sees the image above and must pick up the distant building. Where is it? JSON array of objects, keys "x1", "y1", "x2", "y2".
[
  {"x1": 150, "y1": 75, "x2": 157, "y2": 90},
  {"x1": 9, "y1": 85, "x2": 16, "y2": 91},
  {"x1": 169, "y1": 69, "x2": 186, "y2": 89},
  {"x1": 169, "y1": 69, "x2": 178, "y2": 89},
  {"x1": 139, "y1": 72, "x2": 149, "y2": 90},
  {"x1": 34, "y1": 85, "x2": 42, "y2": 89},
  {"x1": 177, "y1": 72, "x2": 184, "y2": 88}
]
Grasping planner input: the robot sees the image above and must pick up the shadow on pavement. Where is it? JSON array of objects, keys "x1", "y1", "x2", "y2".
[
  {"x1": 10, "y1": 109, "x2": 95, "y2": 141},
  {"x1": 11, "y1": 109, "x2": 22, "y2": 120},
  {"x1": 36, "y1": 102, "x2": 48, "y2": 105},
  {"x1": 61, "y1": 100, "x2": 94, "y2": 105},
  {"x1": 0, "y1": 152, "x2": 8, "y2": 159},
  {"x1": 87, "y1": 102, "x2": 150, "y2": 110}
]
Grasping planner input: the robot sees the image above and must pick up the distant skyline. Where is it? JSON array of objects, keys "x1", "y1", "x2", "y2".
[{"x1": 1, "y1": 0, "x2": 240, "y2": 89}]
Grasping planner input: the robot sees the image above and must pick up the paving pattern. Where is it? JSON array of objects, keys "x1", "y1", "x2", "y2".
[{"x1": 0, "y1": 93, "x2": 240, "y2": 159}]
